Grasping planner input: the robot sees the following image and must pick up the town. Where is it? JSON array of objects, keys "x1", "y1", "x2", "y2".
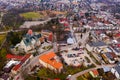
[{"x1": 0, "y1": 0, "x2": 120, "y2": 80}]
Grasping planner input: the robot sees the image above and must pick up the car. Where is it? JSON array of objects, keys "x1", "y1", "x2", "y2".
[{"x1": 72, "y1": 47, "x2": 79, "y2": 50}]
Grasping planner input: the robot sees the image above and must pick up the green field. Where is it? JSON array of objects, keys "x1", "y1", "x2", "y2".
[
  {"x1": 0, "y1": 34, "x2": 6, "y2": 46},
  {"x1": 20, "y1": 12, "x2": 44, "y2": 19}
]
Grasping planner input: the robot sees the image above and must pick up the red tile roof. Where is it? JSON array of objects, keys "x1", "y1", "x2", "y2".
[
  {"x1": 115, "y1": 33, "x2": 120, "y2": 37},
  {"x1": 12, "y1": 64, "x2": 21, "y2": 71},
  {"x1": 92, "y1": 69, "x2": 99, "y2": 76},
  {"x1": 117, "y1": 44, "x2": 120, "y2": 47},
  {"x1": 110, "y1": 52, "x2": 117, "y2": 58},
  {"x1": 64, "y1": 22, "x2": 69, "y2": 27},
  {"x1": 6, "y1": 54, "x2": 23, "y2": 60},
  {"x1": 12, "y1": 54, "x2": 31, "y2": 71}
]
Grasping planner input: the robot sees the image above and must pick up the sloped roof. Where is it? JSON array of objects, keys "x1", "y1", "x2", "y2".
[
  {"x1": 6, "y1": 54, "x2": 23, "y2": 60},
  {"x1": 92, "y1": 69, "x2": 99, "y2": 76},
  {"x1": 115, "y1": 66, "x2": 120, "y2": 74},
  {"x1": 12, "y1": 54, "x2": 31, "y2": 71},
  {"x1": 39, "y1": 52, "x2": 63, "y2": 69},
  {"x1": 89, "y1": 41, "x2": 106, "y2": 47}
]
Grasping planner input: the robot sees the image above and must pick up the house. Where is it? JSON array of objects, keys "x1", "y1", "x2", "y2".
[
  {"x1": 41, "y1": 30, "x2": 53, "y2": 42},
  {"x1": 11, "y1": 54, "x2": 33, "y2": 74},
  {"x1": 110, "y1": 44, "x2": 120, "y2": 56},
  {"x1": 99, "y1": 46, "x2": 117, "y2": 63},
  {"x1": 103, "y1": 52, "x2": 116, "y2": 64},
  {"x1": 103, "y1": 66, "x2": 110, "y2": 73},
  {"x1": 39, "y1": 52, "x2": 63, "y2": 73},
  {"x1": 86, "y1": 41, "x2": 106, "y2": 52},
  {"x1": 114, "y1": 33, "x2": 120, "y2": 39},
  {"x1": 111, "y1": 65, "x2": 120, "y2": 79},
  {"x1": 89, "y1": 69, "x2": 99, "y2": 78}
]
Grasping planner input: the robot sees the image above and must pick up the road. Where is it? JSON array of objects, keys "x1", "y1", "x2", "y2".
[
  {"x1": 14, "y1": 48, "x2": 54, "y2": 80},
  {"x1": 19, "y1": 17, "x2": 60, "y2": 29},
  {"x1": 70, "y1": 64, "x2": 116, "y2": 80},
  {"x1": 0, "y1": 29, "x2": 22, "y2": 34}
]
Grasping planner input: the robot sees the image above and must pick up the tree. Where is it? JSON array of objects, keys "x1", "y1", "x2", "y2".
[{"x1": 2, "y1": 12, "x2": 24, "y2": 28}]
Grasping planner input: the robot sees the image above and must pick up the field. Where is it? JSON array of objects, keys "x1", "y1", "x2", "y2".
[{"x1": 20, "y1": 12, "x2": 44, "y2": 19}]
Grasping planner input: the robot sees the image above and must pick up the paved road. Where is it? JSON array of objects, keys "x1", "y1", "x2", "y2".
[
  {"x1": 70, "y1": 64, "x2": 116, "y2": 80},
  {"x1": 0, "y1": 29, "x2": 22, "y2": 34},
  {"x1": 14, "y1": 48, "x2": 54, "y2": 80},
  {"x1": 20, "y1": 17, "x2": 60, "y2": 29}
]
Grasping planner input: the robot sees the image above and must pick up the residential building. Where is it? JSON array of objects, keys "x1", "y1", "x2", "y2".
[
  {"x1": 86, "y1": 41, "x2": 106, "y2": 52},
  {"x1": 89, "y1": 69, "x2": 99, "y2": 78},
  {"x1": 111, "y1": 64, "x2": 120, "y2": 79},
  {"x1": 110, "y1": 44, "x2": 120, "y2": 56}
]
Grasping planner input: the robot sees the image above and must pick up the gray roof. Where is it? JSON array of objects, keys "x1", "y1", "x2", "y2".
[
  {"x1": 24, "y1": 33, "x2": 41, "y2": 46},
  {"x1": 105, "y1": 52, "x2": 113, "y2": 60},
  {"x1": 88, "y1": 41, "x2": 106, "y2": 47},
  {"x1": 115, "y1": 66, "x2": 120, "y2": 74}
]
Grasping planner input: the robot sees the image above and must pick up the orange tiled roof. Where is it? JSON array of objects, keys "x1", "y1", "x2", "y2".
[
  {"x1": 92, "y1": 69, "x2": 99, "y2": 76},
  {"x1": 39, "y1": 52, "x2": 63, "y2": 69}
]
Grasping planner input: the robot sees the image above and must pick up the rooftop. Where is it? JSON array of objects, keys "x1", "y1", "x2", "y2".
[
  {"x1": 39, "y1": 52, "x2": 63, "y2": 69},
  {"x1": 114, "y1": 65, "x2": 120, "y2": 74},
  {"x1": 89, "y1": 41, "x2": 106, "y2": 47},
  {"x1": 12, "y1": 54, "x2": 32, "y2": 71},
  {"x1": 6, "y1": 54, "x2": 23, "y2": 60}
]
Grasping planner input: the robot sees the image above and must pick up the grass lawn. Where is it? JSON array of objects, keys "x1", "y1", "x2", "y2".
[
  {"x1": 36, "y1": 64, "x2": 95, "y2": 80},
  {"x1": 77, "y1": 72, "x2": 101, "y2": 80},
  {"x1": 0, "y1": 34, "x2": 6, "y2": 46},
  {"x1": 20, "y1": 12, "x2": 44, "y2": 19}
]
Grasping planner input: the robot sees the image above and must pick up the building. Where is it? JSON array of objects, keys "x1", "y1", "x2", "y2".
[
  {"x1": 110, "y1": 44, "x2": 120, "y2": 56},
  {"x1": 89, "y1": 69, "x2": 99, "y2": 78},
  {"x1": 11, "y1": 54, "x2": 33, "y2": 74},
  {"x1": 6, "y1": 54, "x2": 23, "y2": 60},
  {"x1": 12, "y1": 29, "x2": 42, "y2": 53},
  {"x1": 101, "y1": 52, "x2": 116, "y2": 64},
  {"x1": 39, "y1": 52, "x2": 63, "y2": 73},
  {"x1": 111, "y1": 64, "x2": 120, "y2": 79},
  {"x1": 3, "y1": 60, "x2": 20, "y2": 73},
  {"x1": 86, "y1": 41, "x2": 107, "y2": 52}
]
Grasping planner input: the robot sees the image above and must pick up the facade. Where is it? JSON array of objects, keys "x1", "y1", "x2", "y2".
[{"x1": 39, "y1": 52, "x2": 63, "y2": 73}]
